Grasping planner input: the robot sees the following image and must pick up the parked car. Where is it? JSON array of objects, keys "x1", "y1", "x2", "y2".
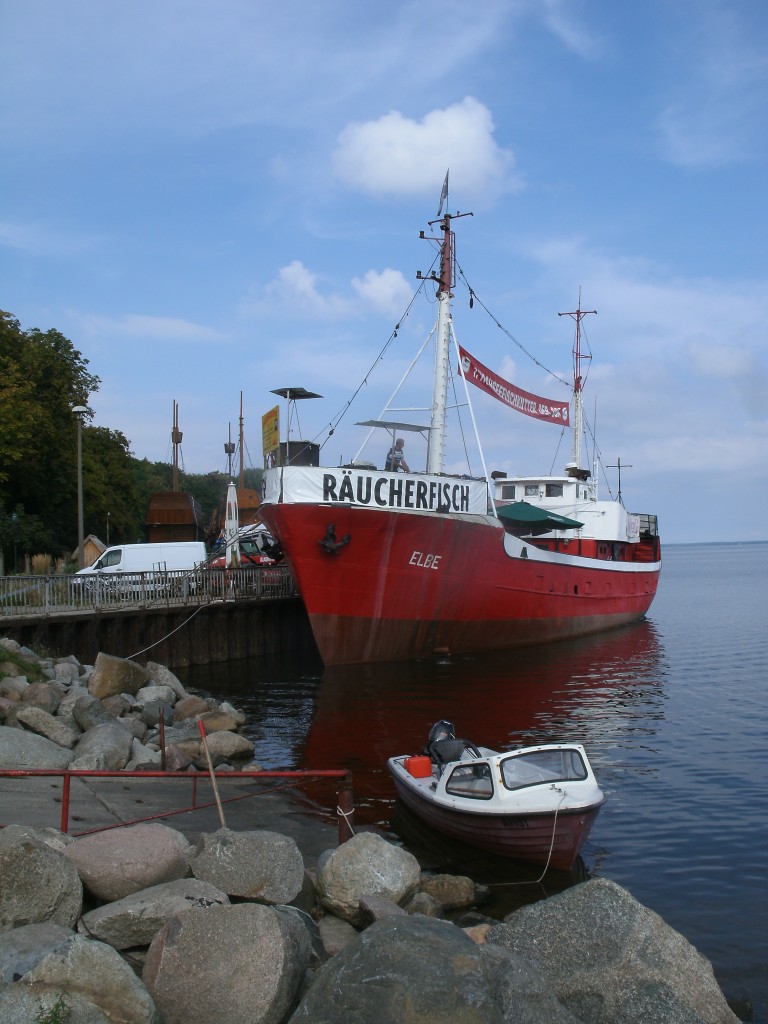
[{"x1": 208, "y1": 525, "x2": 282, "y2": 569}]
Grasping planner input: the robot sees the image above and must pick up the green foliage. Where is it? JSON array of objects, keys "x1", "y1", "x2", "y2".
[
  {"x1": 0, "y1": 647, "x2": 46, "y2": 683},
  {"x1": 35, "y1": 996, "x2": 72, "y2": 1024},
  {"x1": 0, "y1": 310, "x2": 266, "y2": 567},
  {"x1": 82, "y1": 426, "x2": 144, "y2": 543},
  {"x1": 0, "y1": 501, "x2": 56, "y2": 573},
  {"x1": 0, "y1": 310, "x2": 100, "y2": 556}
]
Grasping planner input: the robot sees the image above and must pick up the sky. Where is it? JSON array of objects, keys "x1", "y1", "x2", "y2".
[{"x1": 1, "y1": 0, "x2": 767, "y2": 545}]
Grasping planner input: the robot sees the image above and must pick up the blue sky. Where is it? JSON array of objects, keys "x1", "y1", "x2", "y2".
[{"x1": 2, "y1": 0, "x2": 766, "y2": 544}]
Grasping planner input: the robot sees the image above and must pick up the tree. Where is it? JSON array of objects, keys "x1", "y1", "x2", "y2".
[
  {"x1": 81, "y1": 426, "x2": 143, "y2": 544},
  {"x1": 0, "y1": 501, "x2": 55, "y2": 573},
  {"x1": 0, "y1": 311, "x2": 100, "y2": 555}
]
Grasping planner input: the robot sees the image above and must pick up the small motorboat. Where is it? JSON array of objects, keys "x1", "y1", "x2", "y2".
[{"x1": 387, "y1": 721, "x2": 605, "y2": 871}]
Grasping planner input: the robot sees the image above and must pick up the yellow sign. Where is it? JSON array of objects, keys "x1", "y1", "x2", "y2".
[{"x1": 262, "y1": 405, "x2": 280, "y2": 456}]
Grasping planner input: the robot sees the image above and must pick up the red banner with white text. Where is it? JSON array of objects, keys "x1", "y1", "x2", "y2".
[{"x1": 458, "y1": 346, "x2": 569, "y2": 425}]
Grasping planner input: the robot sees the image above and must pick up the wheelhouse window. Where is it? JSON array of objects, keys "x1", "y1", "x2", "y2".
[
  {"x1": 500, "y1": 484, "x2": 516, "y2": 499},
  {"x1": 444, "y1": 762, "x2": 494, "y2": 800},
  {"x1": 500, "y1": 749, "x2": 588, "y2": 790},
  {"x1": 545, "y1": 484, "x2": 564, "y2": 497},
  {"x1": 524, "y1": 484, "x2": 538, "y2": 497}
]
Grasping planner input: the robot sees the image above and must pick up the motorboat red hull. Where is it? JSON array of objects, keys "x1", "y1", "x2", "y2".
[
  {"x1": 259, "y1": 501, "x2": 661, "y2": 666},
  {"x1": 390, "y1": 773, "x2": 602, "y2": 870}
]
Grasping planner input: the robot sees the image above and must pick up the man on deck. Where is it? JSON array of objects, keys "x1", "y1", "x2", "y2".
[{"x1": 385, "y1": 438, "x2": 410, "y2": 473}]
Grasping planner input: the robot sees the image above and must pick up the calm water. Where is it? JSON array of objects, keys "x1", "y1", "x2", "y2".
[{"x1": 181, "y1": 542, "x2": 768, "y2": 1020}]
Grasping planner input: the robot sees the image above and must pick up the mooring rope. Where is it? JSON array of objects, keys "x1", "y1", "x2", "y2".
[
  {"x1": 489, "y1": 787, "x2": 567, "y2": 888},
  {"x1": 336, "y1": 803, "x2": 356, "y2": 836},
  {"x1": 124, "y1": 602, "x2": 208, "y2": 660}
]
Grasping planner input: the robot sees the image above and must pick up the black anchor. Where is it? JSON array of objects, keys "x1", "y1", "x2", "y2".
[{"x1": 318, "y1": 523, "x2": 350, "y2": 555}]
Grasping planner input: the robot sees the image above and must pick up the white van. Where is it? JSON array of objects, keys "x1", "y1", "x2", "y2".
[
  {"x1": 75, "y1": 541, "x2": 207, "y2": 598},
  {"x1": 77, "y1": 542, "x2": 207, "y2": 576}
]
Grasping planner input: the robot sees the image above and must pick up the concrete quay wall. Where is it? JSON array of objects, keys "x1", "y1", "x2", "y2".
[{"x1": 0, "y1": 597, "x2": 316, "y2": 669}]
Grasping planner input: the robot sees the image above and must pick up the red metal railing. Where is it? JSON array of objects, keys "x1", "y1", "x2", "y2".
[{"x1": 0, "y1": 768, "x2": 355, "y2": 844}]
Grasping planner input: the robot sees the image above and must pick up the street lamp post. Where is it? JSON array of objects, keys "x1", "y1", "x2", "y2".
[
  {"x1": 11, "y1": 512, "x2": 18, "y2": 574},
  {"x1": 72, "y1": 406, "x2": 88, "y2": 569}
]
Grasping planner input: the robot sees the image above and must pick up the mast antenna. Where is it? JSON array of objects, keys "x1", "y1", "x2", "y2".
[
  {"x1": 607, "y1": 457, "x2": 633, "y2": 506},
  {"x1": 558, "y1": 291, "x2": 596, "y2": 471}
]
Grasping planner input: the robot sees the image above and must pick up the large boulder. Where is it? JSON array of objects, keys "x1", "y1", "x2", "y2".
[
  {"x1": 0, "y1": 983, "x2": 114, "y2": 1023},
  {"x1": 79, "y1": 878, "x2": 230, "y2": 950},
  {"x1": 145, "y1": 661, "x2": 188, "y2": 700},
  {"x1": 143, "y1": 903, "x2": 309, "y2": 1024},
  {"x1": 201, "y1": 730, "x2": 254, "y2": 764},
  {"x1": 197, "y1": 709, "x2": 238, "y2": 734},
  {"x1": 14, "y1": 705, "x2": 81, "y2": 748},
  {"x1": 190, "y1": 828, "x2": 304, "y2": 904},
  {"x1": 0, "y1": 824, "x2": 73, "y2": 854},
  {"x1": 487, "y1": 877, "x2": 739, "y2": 1024},
  {"x1": 64, "y1": 824, "x2": 192, "y2": 901},
  {"x1": 480, "y1": 944, "x2": 582, "y2": 1023},
  {"x1": 0, "y1": 674, "x2": 28, "y2": 699},
  {"x1": 289, "y1": 915, "x2": 503, "y2": 1024},
  {"x1": 0, "y1": 832, "x2": 82, "y2": 931},
  {"x1": 317, "y1": 832, "x2": 420, "y2": 926},
  {"x1": 88, "y1": 652, "x2": 149, "y2": 700},
  {"x1": 70, "y1": 720, "x2": 134, "y2": 770},
  {"x1": 419, "y1": 873, "x2": 477, "y2": 910},
  {"x1": 72, "y1": 693, "x2": 114, "y2": 731},
  {"x1": 0, "y1": 724, "x2": 72, "y2": 769},
  {"x1": 173, "y1": 695, "x2": 210, "y2": 721},
  {"x1": 18, "y1": 681, "x2": 63, "y2": 715},
  {"x1": 22, "y1": 933, "x2": 159, "y2": 1024},
  {"x1": 0, "y1": 922, "x2": 75, "y2": 982}
]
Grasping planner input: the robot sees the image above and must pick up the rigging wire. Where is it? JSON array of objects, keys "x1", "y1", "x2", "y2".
[
  {"x1": 454, "y1": 264, "x2": 617, "y2": 490},
  {"x1": 309, "y1": 252, "x2": 440, "y2": 453},
  {"x1": 455, "y1": 261, "x2": 571, "y2": 392}
]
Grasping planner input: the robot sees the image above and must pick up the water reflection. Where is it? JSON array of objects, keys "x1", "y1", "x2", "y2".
[{"x1": 301, "y1": 620, "x2": 666, "y2": 826}]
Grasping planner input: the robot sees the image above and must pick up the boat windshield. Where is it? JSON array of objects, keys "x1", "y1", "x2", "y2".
[
  {"x1": 500, "y1": 749, "x2": 588, "y2": 791},
  {"x1": 444, "y1": 762, "x2": 494, "y2": 800}
]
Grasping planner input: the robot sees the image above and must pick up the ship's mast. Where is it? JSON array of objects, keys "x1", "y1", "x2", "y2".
[
  {"x1": 428, "y1": 215, "x2": 454, "y2": 475},
  {"x1": 558, "y1": 294, "x2": 596, "y2": 472},
  {"x1": 171, "y1": 400, "x2": 183, "y2": 491},
  {"x1": 238, "y1": 391, "x2": 245, "y2": 491}
]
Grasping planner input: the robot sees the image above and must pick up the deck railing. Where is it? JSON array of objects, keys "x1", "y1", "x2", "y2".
[{"x1": 0, "y1": 565, "x2": 298, "y2": 618}]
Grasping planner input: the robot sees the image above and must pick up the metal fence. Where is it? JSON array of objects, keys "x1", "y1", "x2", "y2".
[{"x1": 0, "y1": 565, "x2": 298, "y2": 618}]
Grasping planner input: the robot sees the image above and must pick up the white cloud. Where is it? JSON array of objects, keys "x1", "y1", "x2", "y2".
[
  {"x1": 351, "y1": 269, "x2": 413, "y2": 317},
  {"x1": 263, "y1": 261, "x2": 352, "y2": 319},
  {"x1": 540, "y1": 0, "x2": 605, "y2": 60},
  {"x1": 333, "y1": 98, "x2": 520, "y2": 202},
  {"x1": 76, "y1": 313, "x2": 223, "y2": 343}
]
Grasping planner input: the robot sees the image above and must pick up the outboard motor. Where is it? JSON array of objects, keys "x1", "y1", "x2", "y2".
[
  {"x1": 427, "y1": 720, "x2": 456, "y2": 747},
  {"x1": 426, "y1": 720, "x2": 465, "y2": 767}
]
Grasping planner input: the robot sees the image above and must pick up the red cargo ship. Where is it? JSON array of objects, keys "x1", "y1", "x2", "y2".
[{"x1": 259, "y1": 204, "x2": 661, "y2": 666}]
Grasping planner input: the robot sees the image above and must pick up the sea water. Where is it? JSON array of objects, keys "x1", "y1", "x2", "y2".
[{"x1": 183, "y1": 541, "x2": 768, "y2": 1020}]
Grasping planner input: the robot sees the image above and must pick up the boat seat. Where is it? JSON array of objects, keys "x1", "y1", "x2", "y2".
[{"x1": 428, "y1": 738, "x2": 467, "y2": 766}]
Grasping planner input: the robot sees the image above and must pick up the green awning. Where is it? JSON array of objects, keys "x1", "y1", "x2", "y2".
[{"x1": 497, "y1": 501, "x2": 583, "y2": 535}]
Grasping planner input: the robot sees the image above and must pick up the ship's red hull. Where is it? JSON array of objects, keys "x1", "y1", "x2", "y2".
[{"x1": 259, "y1": 502, "x2": 661, "y2": 666}]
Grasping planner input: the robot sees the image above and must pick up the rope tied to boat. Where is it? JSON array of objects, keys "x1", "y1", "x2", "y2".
[{"x1": 490, "y1": 785, "x2": 567, "y2": 888}]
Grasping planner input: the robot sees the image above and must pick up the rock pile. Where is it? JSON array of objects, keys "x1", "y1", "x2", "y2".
[
  {"x1": 0, "y1": 638, "x2": 255, "y2": 773},
  {"x1": 0, "y1": 823, "x2": 740, "y2": 1024},
  {"x1": 0, "y1": 639, "x2": 742, "y2": 1022}
]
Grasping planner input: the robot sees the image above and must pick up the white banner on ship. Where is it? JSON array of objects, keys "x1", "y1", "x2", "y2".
[{"x1": 262, "y1": 466, "x2": 488, "y2": 515}]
